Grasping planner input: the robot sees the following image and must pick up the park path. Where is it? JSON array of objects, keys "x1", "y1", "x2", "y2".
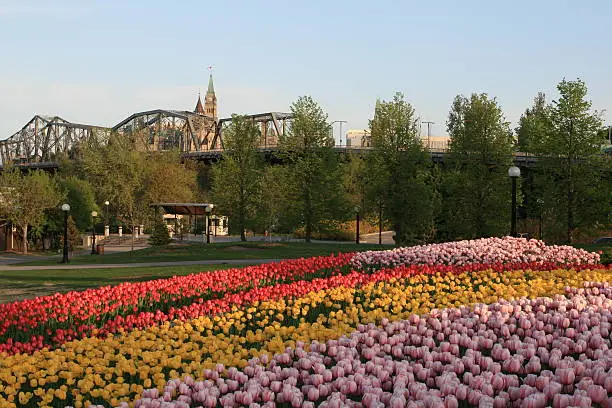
[{"x1": 0, "y1": 258, "x2": 281, "y2": 271}]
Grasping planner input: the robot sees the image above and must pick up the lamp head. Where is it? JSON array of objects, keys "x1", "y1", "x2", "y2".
[
  {"x1": 354, "y1": 205, "x2": 361, "y2": 213},
  {"x1": 104, "y1": 200, "x2": 109, "y2": 206},
  {"x1": 91, "y1": 211, "x2": 98, "y2": 217},
  {"x1": 508, "y1": 166, "x2": 521, "y2": 178},
  {"x1": 61, "y1": 203, "x2": 70, "y2": 212}
]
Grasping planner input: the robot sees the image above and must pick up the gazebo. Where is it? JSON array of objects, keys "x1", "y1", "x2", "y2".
[{"x1": 150, "y1": 203, "x2": 228, "y2": 238}]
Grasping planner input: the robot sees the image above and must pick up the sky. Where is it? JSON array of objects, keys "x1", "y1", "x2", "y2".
[{"x1": 0, "y1": 0, "x2": 610, "y2": 142}]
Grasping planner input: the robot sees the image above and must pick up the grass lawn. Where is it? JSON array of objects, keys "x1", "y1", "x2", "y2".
[
  {"x1": 0, "y1": 263, "x2": 248, "y2": 304},
  {"x1": 14, "y1": 241, "x2": 388, "y2": 266}
]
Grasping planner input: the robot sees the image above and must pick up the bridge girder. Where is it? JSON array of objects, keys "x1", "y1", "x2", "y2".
[{"x1": 0, "y1": 115, "x2": 109, "y2": 166}]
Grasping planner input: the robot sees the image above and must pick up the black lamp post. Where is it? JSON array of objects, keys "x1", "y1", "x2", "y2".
[
  {"x1": 354, "y1": 205, "x2": 360, "y2": 245},
  {"x1": 536, "y1": 198, "x2": 544, "y2": 240},
  {"x1": 508, "y1": 166, "x2": 521, "y2": 237},
  {"x1": 91, "y1": 210, "x2": 98, "y2": 255},
  {"x1": 205, "y1": 204, "x2": 214, "y2": 244},
  {"x1": 104, "y1": 200, "x2": 110, "y2": 236},
  {"x1": 61, "y1": 203, "x2": 70, "y2": 263}
]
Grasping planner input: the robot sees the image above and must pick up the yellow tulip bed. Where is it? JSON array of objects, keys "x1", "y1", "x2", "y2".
[{"x1": 1, "y1": 264, "x2": 610, "y2": 407}]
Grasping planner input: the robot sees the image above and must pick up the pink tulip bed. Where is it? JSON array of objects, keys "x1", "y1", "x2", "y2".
[
  {"x1": 350, "y1": 237, "x2": 601, "y2": 272},
  {"x1": 2, "y1": 236, "x2": 610, "y2": 407},
  {"x1": 130, "y1": 283, "x2": 612, "y2": 408}
]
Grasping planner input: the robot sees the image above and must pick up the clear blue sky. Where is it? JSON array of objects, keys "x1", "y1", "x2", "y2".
[{"x1": 1, "y1": 0, "x2": 610, "y2": 141}]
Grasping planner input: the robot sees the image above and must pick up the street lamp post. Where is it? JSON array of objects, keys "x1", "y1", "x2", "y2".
[
  {"x1": 61, "y1": 204, "x2": 70, "y2": 263},
  {"x1": 104, "y1": 200, "x2": 110, "y2": 236},
  {"x1": 205, "y1": 205, "x2": 214, "y2": 244},
  {"x1": 331, "y1": 120, "x2": 347, "y2": 147},
  {"x1": 354, "y1": 205, "x2": 360, "y2": 245},
  {"x1": 91, "y1": 211, "x2": 98, "y2": 255},
  {"x1": 536, "y1": 198, "x2": 544, "y2": 240},
  {"x1": 508, "y1": 166, "x2": 521, "y2": 237}
]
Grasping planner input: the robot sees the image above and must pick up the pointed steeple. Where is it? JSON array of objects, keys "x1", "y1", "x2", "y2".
[
  {"x1": 206, "y1": 74, "x2": 215, "y2": 96},
  {"x1": 194, "y1": 92, "x2": 205, "y2": 114},
  {"x1": 204, "y1": 73, "x2": 217, "y2": 118}
]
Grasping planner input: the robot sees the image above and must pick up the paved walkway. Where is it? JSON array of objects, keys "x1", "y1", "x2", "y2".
[{"x1": 0, "y1": 258, "x2": 280, "y2": 271}]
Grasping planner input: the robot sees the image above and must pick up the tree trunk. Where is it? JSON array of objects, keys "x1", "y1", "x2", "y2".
[
  {"x1": 239, "y1": 187, "x2": 247, "y2": 242},
  {"x1": 22, "y1": 225, "x2": 28, "y2": 254},
  {"x1": 304, "y1": 188, "x2": 312, "y2": 243}
]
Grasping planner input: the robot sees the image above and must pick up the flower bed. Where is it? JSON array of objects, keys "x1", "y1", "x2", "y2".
[
  {"x1": 1, "y1": 264, "x2": 609, "y2": 407},
  {"x1": 350, "y1": 236, "x2": 600, "y2": 272},
  {"x1": 134, "y1": 282, "x2": 611, "y2": 408},
  {"x1": 0, "y1": 253, "x2": 353, "y2": 355}
]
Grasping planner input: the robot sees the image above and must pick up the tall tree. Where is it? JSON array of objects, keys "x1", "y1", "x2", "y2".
[
  {"x1": 516, "y1": 92, "x2": 550, "y2": 151},
  {"x1": 0, "y1": 170, "x2": 61, "y2": 253},
  {"x1": 527, "y1": 79, "x2": 607, "y2": 243},
  {"x1": 255, "y1": 165, "x2": 291, "y2": 235},
  {"x1": 279, "y1": 96, "x2": 346, "y2": 242},
  {"x1": 211, "y1": 115, "x2": 263, "y2": 241},
  {"x1": 442, "y1": 93, "x2": 514, "y2": 239},
  {"x1": 368, "y1": 92, "x2": 437, "y2": 245},
  {"x1": 143, "y1": 151, "x2": 196, "y2": 204},
  {"x1": 74, "y1": 132, "x2": 148, "y2": 236}
]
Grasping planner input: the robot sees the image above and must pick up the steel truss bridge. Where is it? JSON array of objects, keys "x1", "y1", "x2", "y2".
[
  {"x1": 0, "y1": 111, "x2": 294, "y2": 169},
  {"x1": 0, "y1": 110, "x2": 546, "y2": 169}
]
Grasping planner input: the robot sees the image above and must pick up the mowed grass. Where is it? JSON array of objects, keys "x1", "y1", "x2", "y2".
[
  {"x1": 14, "y1": 241, "x2": 389, "y2": 266},
  {"x1": 0, "y1": 264, "x2": 248, "y2": 304}
]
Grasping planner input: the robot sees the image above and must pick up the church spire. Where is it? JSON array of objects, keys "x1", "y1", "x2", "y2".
[
  {"x1": 206, "y1": 74, "x2": 215, "y2": 96},
  {"x1": 194, "y1": 92, "x2": 205, "y2": 115},
  {"x1": 204, "y1": 69, "x2": 217, "y2": 118}
]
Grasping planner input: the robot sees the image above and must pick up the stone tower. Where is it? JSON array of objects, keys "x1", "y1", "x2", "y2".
[{"x1": 204, "y1": 74, "x2": 217, "y2": 118}]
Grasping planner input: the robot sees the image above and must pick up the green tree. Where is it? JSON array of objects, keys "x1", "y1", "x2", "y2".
[
  {"x1": 60, "y1": 177, "x2": 99, "y2": 232},
  {"x1": 143, "y1": 151, "x2": 196, "y2": 204},
  {"x1": 149, "y1": 215, "x2": 172, "y2": 246},
  {"x1": 368, "y1": 93, "x2": 437, "y2": 245},
  {"x1": 211, "y1": 115, "x2": 263, "y2": 241},
  {"x1": 516, "y1": 92, "x2": 550, "y2": 151},
  {"x1": 279, "y1": 96, "x2": 346, "y2": 242},
  {"x1": 74, "y1": 132, "x2": 148, "y2": 238},
  {"x1": 0, "y1": 170, "x2": 61, "y2": 253},
  {"x1": 442, "y1": 93, "x2": 514, "y2": 239},
  {"x1": 527, "y1": 79, "x2": 607, "y2": 243},
  {"x1": 255, "y1": 165, "x2": 291, "y2": 235},
  {"x1": 58, "y1": 215, "x2": 82, "y2": 253}
]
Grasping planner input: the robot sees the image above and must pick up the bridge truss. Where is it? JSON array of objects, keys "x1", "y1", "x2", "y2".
[
  {"x1": 0, "y1": 115, "x2": 109, "y2": 167},
  {"x1": 113, "y1": 110, "x2": 218, "y2": 152}
]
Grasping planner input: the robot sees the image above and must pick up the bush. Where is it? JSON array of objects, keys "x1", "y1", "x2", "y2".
[{"x1": 149, "y1": 217, "x2": 171, "y2": 246}]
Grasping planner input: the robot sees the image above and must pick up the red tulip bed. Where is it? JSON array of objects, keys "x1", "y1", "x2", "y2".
[
  {"x1": 0, "y1": 254, "x2": 354, "y2": 355},
  {"x1": 1, "y1": 237, "x2": 611, "y2": 408}
]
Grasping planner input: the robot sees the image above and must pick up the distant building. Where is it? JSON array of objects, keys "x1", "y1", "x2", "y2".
[
  {"x1": 346, "y1": 129, "x2": 450, "y2": 151},
  {"x1": 421, "y1": 135, "x2": 450, "y2": 151},
  {"x1": 346, "y1": 129, "x2": 371, "y2": 148}
]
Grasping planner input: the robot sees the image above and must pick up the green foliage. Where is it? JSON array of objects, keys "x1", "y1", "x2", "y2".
[
  {"x1": 0, "y1": 169, "x2": 61, "y2": 253},
  {"x1": 58, "y1": 215, "x2": 82, "y2": 252},
  {"x1": 441, "y1": 93, "x2": 514, "y2": 240},
  {"x1": 368, "y1": 92, "x2": 438, "y2": 245},
  {"x1": 516, "y1": 92, "x2": 550, "y2": 151},
  {"x1": 279, "y1": 96, "x2": 347, "y2": 242},
  {"x1": 523, "y1": 79, "x2": 608, "y2": 243},
  {"x1": 142, "y1": 150, "x2": 196, "y2": 204},
  {"x1": 60, "y1": 177, "x2": 99, "y2": 232},
  {"x1": 211, "y1": 115, "x2": 263, "y2": 241},
  {"x1": 75, "y1": 132, "x2": 147, "y2": 229},
  {"x1": 148, "y1": 216, "x2": 171, "y2": 246},
  {"x1": 254, "y1": 165, "x2": 291, "y2": 234}
]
